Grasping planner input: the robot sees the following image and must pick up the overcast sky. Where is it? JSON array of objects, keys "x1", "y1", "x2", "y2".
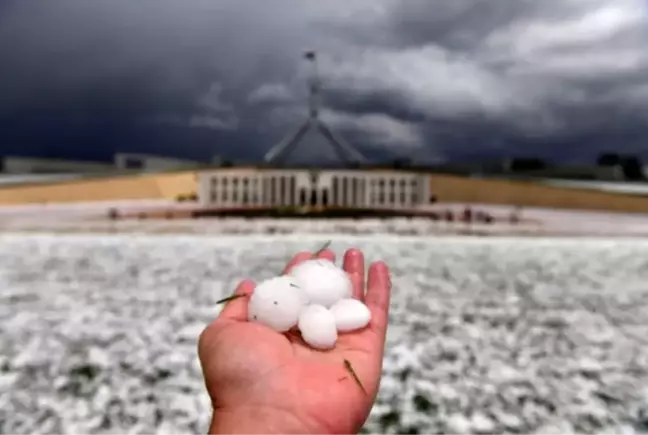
[{"x1": 1, "y1": 0, "x2": 647, "y2": 165}]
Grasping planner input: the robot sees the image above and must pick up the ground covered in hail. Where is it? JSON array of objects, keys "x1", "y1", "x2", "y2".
[{"x1": 1, "y1": 234, "x2": 648, "y2": 434}]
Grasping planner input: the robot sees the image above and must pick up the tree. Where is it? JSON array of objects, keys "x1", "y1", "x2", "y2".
[
  {"x1": 620, "y1": 156, "x2": 645, "y2": 180},
  {"x1": 597, "y1": 153, "x2": 621, "y2": 166},
  {"x1": 509, "y1": 157, "x2": 546, "y2": 172}
]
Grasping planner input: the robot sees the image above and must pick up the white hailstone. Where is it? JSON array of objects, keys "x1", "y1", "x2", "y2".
[
  {"x1": 288, "y1": 259, "x2": 352, "y2": 307},
  {"x1": 298, "y1": 304, "x2": 338, "y2": 350},
  {"x1": 329, "y1": 298, "x2": 372, "y2": 332},
  {"x1": 247, "y1": 276, "x2": 307, "y2": 332}
]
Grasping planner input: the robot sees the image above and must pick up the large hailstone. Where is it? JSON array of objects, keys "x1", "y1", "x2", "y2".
[
  {"x1": 329, "y1": 298, "x2": 372, "y2": 332},
  {"x1": 247, "y1": 276, "x2": 307, "y2": 332},
  {"x1": 288, "y1": 259, "x2": 352, "y2": 307},
  {"x1": 298, "y1": 304, "x2": 338, "y2": 350},
  {"x1": 247, "y1": 258, "x2": 374, "y2": 351}
]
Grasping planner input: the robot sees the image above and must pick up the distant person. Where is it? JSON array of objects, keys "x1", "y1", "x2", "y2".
[
  {"x1": 462, "y1": 206, "x2": 473, "y2": 223},
  {"x1": 198, "y1": 248, "x2": 392, "y2": 434},
  {"x1": 510, "y1": 206, "x2": 522, "y2": 224}
]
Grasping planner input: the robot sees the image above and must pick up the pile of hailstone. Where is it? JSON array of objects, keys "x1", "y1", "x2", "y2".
[{"x1": 247, "y1": 259, "x2": 371, "y2": 349}]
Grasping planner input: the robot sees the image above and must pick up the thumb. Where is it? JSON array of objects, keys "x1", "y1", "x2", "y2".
[{"x1": 217, "y1": 279, "x2": 256, "y2": 322}]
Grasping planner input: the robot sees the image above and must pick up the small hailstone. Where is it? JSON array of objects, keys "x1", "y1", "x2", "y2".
[
  {"x1": 445, "y1": 414, "x2": 471, "y2": 434},
  {"x1": 298, "y1": 304, "x2": 338, "y2": 350},
  {"x1": 248, "y1": 276, "x2": 307, "y2": 332},
  {"x1": 329, "y1": 298, "x2": 371, "y2": 332},
  {"x1": 289, "y1": 259, "x2": 352, "y2": 307}
]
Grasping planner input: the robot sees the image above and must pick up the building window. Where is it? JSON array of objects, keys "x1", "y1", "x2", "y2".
[
  {"x1": 289, "y1": 176, "x2": 296, "y2": 205},
  {"x1": 332, "y1": 176, "x2": 339, "y2": 205},
  {"x1": 351, "y1": 177, "x2": 359, "y2": 206},
  {"x1": 262, "y1": 177, "x2": 270, "y2": 204},
  {"x1": 249, "y1": 178, "x2": 257, "y2": 204},
  {"x1": 279, "y1": 176, "x2": 287, "y2": 205},
  {"x1": 378, "y1": 179, "x2": 385, "y2": 204},
  {"x1": 124, "y1": 157, "x2": 144, "y2": 169},
  {"x1": 388, "y1": 179, "x2": 396, "y2": 204},
  {"x1": 270, "y1": 177, "x2": 277, "y2": 204},
  {"x1": 408, "y1": 179, "x2": 417, "y2": 204},
  {"x1": 223, "y1": 177, "x2": 229, "y2": 202}
]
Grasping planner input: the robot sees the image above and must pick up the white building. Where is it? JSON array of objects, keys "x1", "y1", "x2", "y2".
[
  {"x1": 0, "y1": 156, "x2": 114, "y2": 174},
  {"x1": 197, "y1": 168, "x2": 433, "y2": 210},
  {"x1": 114, "y1": 153, "x2": 202, "y2": 172}
]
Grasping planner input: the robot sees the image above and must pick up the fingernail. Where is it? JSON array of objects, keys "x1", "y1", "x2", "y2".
[{"x1": 347, "y1": 248, "x2": 362, "y2": 259}]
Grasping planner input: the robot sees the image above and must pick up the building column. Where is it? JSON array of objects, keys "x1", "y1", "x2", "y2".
[
  {"x1": 251, "y1": 177, "x2": 257, "y2": 205},
  {"x1": 247, "y1": 176, "x2": 254, "y2": 205},
  {"x1": 421, "y1": 175, "x2": 431, "y2": 206},
  {"x1": 365, "y1": 176, "x2": 373, "y2": 207},
  {"x1": 247, "y1": 177, "x2": 254, "y2": 205},
  {"x1": 394, "y1": 179, "x2": 400, "y2": 208},
  {"x1": 403, "y1": 178, "x2": 413, "y2": 208},
  {"x1": 346, "y1": 176, "x2": 353, "y2": 207},
  {"x1": 354, "y1": 177, "x2": 361, "y2": 207},
  {"x1": 198, "y1": 174, "x2": 209, "y2": 206},
  {"x1": 261, "y1": 176, "x2": 268, "y2": 206},
  {"x1": 393, "y1": 178, "x2": 400, "y2": 208},
  {"x1": 272, "y1": 176, "x2": 280, "y2": 206}
]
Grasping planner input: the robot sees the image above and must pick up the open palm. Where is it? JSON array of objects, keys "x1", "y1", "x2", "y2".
[{"x1": 198, "y1": 248, "x2": 392, "y2": 434}]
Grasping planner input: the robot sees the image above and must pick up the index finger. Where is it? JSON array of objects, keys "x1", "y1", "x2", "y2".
[
  {"x1": 282, "y1": 249, "x2": 337, "y2": 274},
  {"x1": 365, "y1": 261, "x2": 391, "y2": 343},
  {"x1": 282, "y1": 251, "x2": 313, "y2": 274}
]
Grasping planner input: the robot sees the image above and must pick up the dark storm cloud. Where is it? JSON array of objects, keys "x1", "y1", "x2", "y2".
[{"x1": 0, "y1": 0, "x2": 647, "y2": 164}]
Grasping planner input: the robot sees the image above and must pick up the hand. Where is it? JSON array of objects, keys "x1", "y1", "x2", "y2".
[{"x1": 198, "y1": 248, "x2": 392, "y2": 434}]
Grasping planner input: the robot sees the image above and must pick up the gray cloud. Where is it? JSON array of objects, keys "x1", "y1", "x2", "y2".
[{"x1": 0, "y1": 0, "x2": 647, "y2": 164}]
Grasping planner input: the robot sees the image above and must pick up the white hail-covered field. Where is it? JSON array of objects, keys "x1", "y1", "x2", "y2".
[{"x1": 1, "y1": 233, "x2": 648, "y2": 434}]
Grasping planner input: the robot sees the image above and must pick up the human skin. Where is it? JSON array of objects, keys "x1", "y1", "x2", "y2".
[{"x1": 198, "y1": 248, "x2": 392, "y2": 434}]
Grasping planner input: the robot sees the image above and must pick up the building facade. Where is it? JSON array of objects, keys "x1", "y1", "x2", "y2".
[
  {"x1": 114, "y1": 153, "x2": 202, "y2": 172},
  {"x1": 0, "y1": 156, "x2": 114, "y2": 174},
  {"x1": 198, "y1": 168, "x2": 433, "y2": 210}
]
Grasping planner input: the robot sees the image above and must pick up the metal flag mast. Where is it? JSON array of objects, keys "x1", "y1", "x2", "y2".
[{"x1": 263, "y1": 50, "x2": 367, "y2": 166}]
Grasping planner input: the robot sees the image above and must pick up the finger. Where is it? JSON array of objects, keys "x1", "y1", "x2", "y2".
[
  {"x1": 343, "y1": 249, "x2": 365, "y2": 300},
  {"x1": 283, "y1": 251, "x2": 313, "y2": 274},
  {"x1": 217, "y1": 279, "x2": 255, "y2": 321},
  {"x1": 365, "y1": 262, "x2": 391, "y2": 341},
  {"x1": 316, "y1": 248, "x2": 336, "y2": 263}
]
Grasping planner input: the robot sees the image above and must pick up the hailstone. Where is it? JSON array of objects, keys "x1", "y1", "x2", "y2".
[
  {"x1": 298, "y1": 304, "x2": 338, "y2": 350},
  {"x1": 330, "y1": 298, "x2": 372, "y2": 332},
  {"x1": 288, "y1": 259, "x2": 352, "y2": 307},
  {"x1": 247, "y1": 276, "x2": 307, "y2": 332}
]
